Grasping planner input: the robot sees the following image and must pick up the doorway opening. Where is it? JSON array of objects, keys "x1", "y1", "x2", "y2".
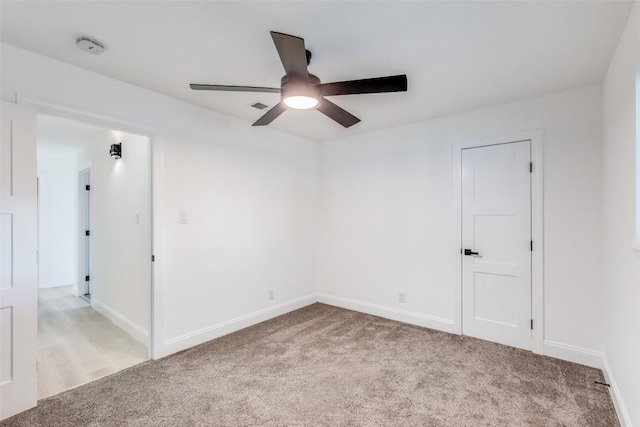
[{"x1": 36, "y1": 113, "x2": 152, "y2": 399}]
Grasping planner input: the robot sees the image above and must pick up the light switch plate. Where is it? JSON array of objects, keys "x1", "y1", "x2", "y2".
[
  {"x1": 179, "y1": 211, "x2": 188, "y2": 224},
  {"x1": 398, "y1": 292, "x2": 406, "y2": 303}
]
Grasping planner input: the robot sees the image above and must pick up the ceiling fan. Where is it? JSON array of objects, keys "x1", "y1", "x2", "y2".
[{"x1": 190, "y1": 31, "x2": 408, "y2": 128}]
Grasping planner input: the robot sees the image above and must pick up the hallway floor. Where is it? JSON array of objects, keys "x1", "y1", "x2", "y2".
[{"x1": 37, "y1": 286, "x2": 148, "y2": 399}]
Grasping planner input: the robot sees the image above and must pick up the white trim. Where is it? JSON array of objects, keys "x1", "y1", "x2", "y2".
[
  {"x1": 318, "y1": 293, "x2": 457, "y2": 334},
  {"x1": 452, "y1": 145, "x2": 462, "y2": 335},
  {"x1": 36, "y1": 172, "x2": 46, "y2": 290},
  {"x1": 602, "y1": 355, "x2": 632, "y2": 427},
  {"x1": 542, "y1": 340, "x2": 602, "y2": 369},
  {"x1": 635, "y1": 72, "x2": 640, "y2": 255},
  {"x1": 452, "y1": 129, "x2": 544, "y2": 354},
  {"x1": 78, "y1": 162, "x2": 92, "y2": 173},
  {"x1": 16, "y1": 94, "x2": 157, "y2": 137},
  {"x1": 161, "y1": 294, "x2": 317, "y2": 357},
  {"x1": 74, "y1": 163, "x2": 91, "y2": 298},
  {"x1": 150, "y1": 136, "x2": 164, "y2": 361},
  {"x1": 530, "y1": 132, "x2": 544, "y2": 354},
  {"x1": 76, "y1": 166, "x2": 91, "y2": 299},
  {"x1": 92, "y1": 298, "x2": 149, "y2": 347}
]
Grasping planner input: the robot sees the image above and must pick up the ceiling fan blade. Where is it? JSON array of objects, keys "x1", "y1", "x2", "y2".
[
  {"x1": 252, "y1": 103, "x2": 287, "y2": 126},
  {"x1": 319, "y1": 75, "x2": 408, "y2": 96},
  {"x1": 317, "y1": 98, "x2": 361, "y2": 128},
  {"x1": 270, "y1": 31, "x2": 309, "y2": 79},
  {"x1": 190, "y1": 84, "x2": 281, "y2": 93}
]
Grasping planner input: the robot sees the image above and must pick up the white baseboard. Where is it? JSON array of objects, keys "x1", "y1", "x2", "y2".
[
  {"x1": 602, "y1": 354, "x2": 632, "y2": 427},
  {"x1": 38, "y1": 282, "x2": 74, "y2": 289},
  {"x1": 542, "y1": 340, "x2": 602, "y2": 369},
  {"x1": 318, "y1": 293, "x2": 457, "y2": 334},
  {"x1": 92, "y1": 298, "x2": 149, "y2": 346},
  {"x1": 161, "y1": 293, "x2": 318, "y2": 357}
]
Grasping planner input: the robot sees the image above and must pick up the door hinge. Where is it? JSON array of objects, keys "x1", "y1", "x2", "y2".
[
  {"x1": 85, "y1": 185, "x2": 91, "y2": 191},
  {"x1": 85, "y1": 230, "x2": 90, "y2": 236},
  {"x1": 531, "y1": 319, "x2": 533, "y2": 330},
  {"x1": 529, "y1": 162, "x2": 533, "y2": 173},
  {"x1": 530, "y1": 240, "x2": 533, "y2": 251},
  {"x1": 151, "y1": 255, "x2": 155, "y2": 262},
  {"x1": 85, "y1": 275, "x2": 90, "y2": 282}
]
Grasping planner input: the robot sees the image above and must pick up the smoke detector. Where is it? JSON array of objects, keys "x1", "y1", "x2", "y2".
[{"x1": 76, "y1": 36, "x2": 105, "y2": 55}]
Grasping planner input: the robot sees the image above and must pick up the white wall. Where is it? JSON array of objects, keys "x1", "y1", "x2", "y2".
[
  {"x1": 1, "y1": 41, "x2": 617, "y2": 380},
  {"x1": 0, "y1": 43, "x2": 319, "y2": 358},
  {"x1": 318, "y1": 85, "x2": 604, "y2": 362},
  {"x1": 36, "y1": 144, "x2": 77, "y2": 289},
  {"x1": 76, "y1": 131, "x2": 152, "y2": 345},
  {"x1": 602, "y1": 3, "x2": 640, "y2": 426}
]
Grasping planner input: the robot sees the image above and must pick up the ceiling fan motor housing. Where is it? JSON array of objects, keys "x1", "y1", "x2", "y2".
[{"x1": 280, "y1": 74, "x2": 321, "y2": 108}]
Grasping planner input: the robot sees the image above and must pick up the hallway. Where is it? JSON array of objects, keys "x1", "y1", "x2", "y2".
[{"x1": 37, "y1": 286, "x2": 148, "y2": 399}]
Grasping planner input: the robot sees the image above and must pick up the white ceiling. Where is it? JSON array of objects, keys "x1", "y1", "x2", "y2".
[
  {"x1": 37, "y1": 114, "x2": 107, "y2": 151},
  {"x1": 2, "y1": 1, "x2": 633, "y2": 142}
]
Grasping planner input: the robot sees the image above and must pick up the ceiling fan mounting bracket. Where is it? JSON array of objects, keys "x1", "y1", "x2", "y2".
[{"x1": 280, "y1": 74, "x2": 321, "y2": 86}]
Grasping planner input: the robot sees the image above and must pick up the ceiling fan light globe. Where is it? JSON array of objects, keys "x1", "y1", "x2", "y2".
[{"x1": 283, "y1": 95, "x2": 319, "y2": 110}]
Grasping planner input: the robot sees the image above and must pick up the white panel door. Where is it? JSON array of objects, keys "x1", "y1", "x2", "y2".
[
  {"x1": 462, "y1": 140, "x2": 531, "y2": 350},
  {"x1": 0, "y1": 102, "x2": 37, "y2": 420}
]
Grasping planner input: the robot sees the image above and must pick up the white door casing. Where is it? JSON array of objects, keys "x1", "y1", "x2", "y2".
[
  {"x1": 461, "y1": 140, "x2": 532, "y2": 350},
  {"x1": 17, "y1": 94, "x2": 160, "y2": 360},
  {"x1": 79, "y1": 168, "x2": 91, "y2": 298},
  {"x1": 0, "y1": 102, "x2": 38, "y2": 420}
]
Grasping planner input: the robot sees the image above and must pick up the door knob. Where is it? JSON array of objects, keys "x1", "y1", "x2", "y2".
[{"x1": 464, "y1": 249, "x2": 480, "y2": 256}]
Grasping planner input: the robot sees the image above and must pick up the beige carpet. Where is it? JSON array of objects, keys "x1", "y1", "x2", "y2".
[{"x1": 2, "y1": 303, "x2": 618, "y2": 426}]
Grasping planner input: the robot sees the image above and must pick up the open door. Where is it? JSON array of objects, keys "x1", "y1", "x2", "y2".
[{"x1": 0, "y1": 101, "x2": 38, "y2": 420}]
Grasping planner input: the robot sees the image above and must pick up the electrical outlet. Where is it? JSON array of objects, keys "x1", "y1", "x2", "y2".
[
  {"x1": 269, "y1": 290, "x2": 275, "y2": 301},
  {"x1": 398, "y1": 292, "x2": 406, "y2": 303}
]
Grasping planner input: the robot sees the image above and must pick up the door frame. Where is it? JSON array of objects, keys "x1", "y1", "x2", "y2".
[
  {"x1": 36, "y1": 173, "x2": 45, "y2": 289},
  {"x1": 77, "y1": 165, "x2": 91, "y2": 299},
  {"x1": 17, "y1": 93, "x2": 161, "y2": 360},
  {"x1": 453, "y1": 129, "x2": 544, "y2": 354}
]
